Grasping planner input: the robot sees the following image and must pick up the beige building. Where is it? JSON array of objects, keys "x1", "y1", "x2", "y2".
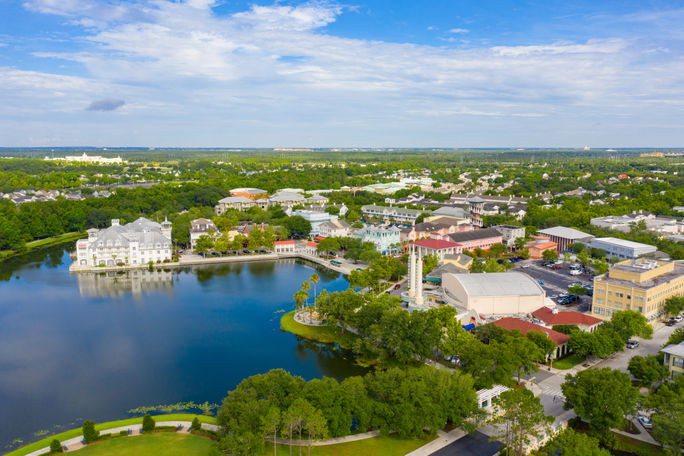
[
  {"x1": 592, "y1": 259, "x2": 684, "y2": 322},
  {"x1": 442, "y1": 272, "x2": 546, "y2": 315},
  {"x1": 661, "y1": 342, "x2": 684, "y2": 379}
]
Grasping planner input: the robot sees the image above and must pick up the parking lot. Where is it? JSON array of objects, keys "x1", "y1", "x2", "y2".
[{"x1": 513, "y1": 260, "x2": 594, "y2": 311}]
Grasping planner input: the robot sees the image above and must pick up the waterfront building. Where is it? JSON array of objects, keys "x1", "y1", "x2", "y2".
[
  {"x1": 215, "y1": 196, "x2": 255, "y2": 214},
  {"x1": 189, "y1": 218, "x2": 220, "y2": 249},
  {"x1": 229, "y1": 187, "x2": 268, "y2": 200},
  {"x1": 661, "y1": 341, "x2": 684, "y2": 379},
  {"x1": 588, "y1": 237, "x2": 657, "y2": 260},
  {"x1": 357, "y1": 225, "x2": 401, "y2": 254},
  {"x1": 318, "y1": 219, "x2": 352, "y2": 238},
  {"x1": 75, "y1": 218, "x2": 172, "y2": 267},
  {"x1": 592, "y1": 259, "x2": 684, "y2": 321},
  {"x1": 537, "y1": 226, "x2": 593, "y2": 252},
  {"x1": 361, "y1": 204, "x2": 425, "y2": 224},
  {"x1": 274, "y1": 240, "x2": 296, "y2": 253}
]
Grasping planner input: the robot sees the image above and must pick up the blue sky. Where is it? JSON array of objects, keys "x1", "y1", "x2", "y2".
[{"x1": 0, "y1": 0, "x2": 682, "y2": 147}]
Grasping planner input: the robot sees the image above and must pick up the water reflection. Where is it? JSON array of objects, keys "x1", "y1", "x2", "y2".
[{"x1": 77, "y1": 269, "x2": 175, "y2": 298}]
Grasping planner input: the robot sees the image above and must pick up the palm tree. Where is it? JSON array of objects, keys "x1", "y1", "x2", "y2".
[
  {"x1": 301, "y1": 281, "x2": 311, "y2": 307},
  {"x1": 293, "y1": 290, "x2": 308, "y2": 312},
  {"x1": 309, "y1": 273, "x2": 320, "y2": 305}
]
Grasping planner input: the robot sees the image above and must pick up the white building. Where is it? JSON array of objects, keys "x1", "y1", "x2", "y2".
[
  {"x1": 269, "y1": 191, "x2": 306, "y2": 208},
  {"x1": 361, "y1": 204, "x2": 425, "y2": 224},
  {"x1": 318, "y1": 219, "x2": 352, "y2": 238},
  {"x1": 357, "y1": 225, "x2": 401, "y2": 254},
  {"x1": 293, "y1": 209, "x2": 339, "y2": 236},
  {"x1": 588, "y1": 237, "x2": 658, "y2": 260},
  {"x1": 189, "y1": 218, "x2": 220, "y2": 249},
  {"x1": 45, "y1": 152, "x2": 125, "y2": 164},
  {"x1": 75, "y1": 218, "x2": 172, "y2": 268},
  {"x1": 590, "y1": 212, "x2": 684, "y2": 236},
  {"x1": 493, "y1": 225, "x2": 526, "y2": 248},
  {"x1": 215, "y1": 196, "x2": 255, "y2": 214}
]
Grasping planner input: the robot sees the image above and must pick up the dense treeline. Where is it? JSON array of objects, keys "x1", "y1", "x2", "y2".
[{"x1": 216, "y1": 367, "x2": 480, "y2": 456}]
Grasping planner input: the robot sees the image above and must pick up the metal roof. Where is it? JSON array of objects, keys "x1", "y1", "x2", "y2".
[
  {"x1": 538, "y1": 226, "x2": 593, "y2": 240},
  {"x1": 446, "y1": 272, "x2": 544, "y2": 297}
]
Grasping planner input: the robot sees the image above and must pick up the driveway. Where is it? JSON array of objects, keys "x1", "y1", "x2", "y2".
[
  {"x1": 429, "y1": 431, "x2": 501, "y2": 456},
  {"x1": 595, "y1": 321, "x2": 679, "y2": 372}
]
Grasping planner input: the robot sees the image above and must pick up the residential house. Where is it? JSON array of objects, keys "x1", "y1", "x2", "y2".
[
  {"x1": 361, "y1": 205, "x2": 425, "y2": 224},
  {"x1": 318, "y1": 219, "x2": 352, "y2": 238},
  {"x1": 293, "y1": 209, "x2": 339, "y2": 237},
  {"x1": 661, "y1": 341, "x2": 684, "y2": 379},
  {"x1": 189, "y1": 218, "x2": 221, "y2": 249},
  {"x1": 215, "y1": 196, "x2": 255, "y2": 214}
]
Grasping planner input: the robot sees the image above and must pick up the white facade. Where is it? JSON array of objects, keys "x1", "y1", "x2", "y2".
[
  {"x1": 357, "y1": 225, "x2": 401, "y2": 254},
  {"x1": 45, "y1": 152, "x2": 125, "y2": 164},
  {"x1": 588, "y1": 237, "x2": 657, "y2": 259},
  {"x1": 318, "y1": 220, "x2": 352, "y2": 238},
  {"x1": 293, "y1": 209, "x2": 339, "y2": 236},
  {"x1": 189, "y1": 218, "x2": 221, "y2": 249},
  {"x1": 76, "y1": 218, "x2": 172, "y2": 267},
  {"x1": 215, "y1": 196, "x2": 255, "y2": 214},
  {"x1": 361, "y1": 204, "x2": 425, "y2": 224}
]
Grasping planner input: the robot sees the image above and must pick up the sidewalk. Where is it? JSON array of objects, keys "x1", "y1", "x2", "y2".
[{"x1": 404, "y1": 428, "x2": 466, "y2": 456}]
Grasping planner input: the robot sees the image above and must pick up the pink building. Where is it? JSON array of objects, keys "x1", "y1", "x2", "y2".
[
  {"x1": 400, "y1": 221, "x2": 471, "y2": 243},
  {"x1": 446, "y1": 228, "x2": 503, "y2": 252}
]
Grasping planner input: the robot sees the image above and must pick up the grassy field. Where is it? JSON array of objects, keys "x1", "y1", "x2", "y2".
[
  {"x1": 552, "y1": 353, "x2": 586, "y2": 370},
  {"x1": 0, "y1": 232, "x2": 85, "y2": 262},
  {"x1": 280, "y1": 310, "x2": 358, "y2": 349},
  {"x1": 6, "y1": 414, "x2": 217, "y2": 456},
  {"x1": 69, "y1": 433, "x2": 219, "y2": 456}
]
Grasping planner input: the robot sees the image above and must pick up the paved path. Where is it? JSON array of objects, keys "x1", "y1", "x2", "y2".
[
  {"x1": 272, "y1": 430, "x2": 381, "y2": 447},
  {"x1": 404, "y1": 428, "x2": 466, "y2": 456}
]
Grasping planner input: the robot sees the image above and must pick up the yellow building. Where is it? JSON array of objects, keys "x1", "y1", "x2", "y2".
[
  {"x1": 661, "y1": 342, "x2": 684, "y2": 378},
  {"x1": 592, "y1": 259, "x2": 684, "y2": 322}
]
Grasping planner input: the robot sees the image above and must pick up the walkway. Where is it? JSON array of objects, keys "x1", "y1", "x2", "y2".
[{"x1": 272, "y1": 430, "x2": 381, "y2": 447}]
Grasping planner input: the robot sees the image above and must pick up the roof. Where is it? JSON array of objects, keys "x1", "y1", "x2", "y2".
[
  {"x1": 445, "y1": 272, "x2": 544, "y2": 297},
  {"x1": 529, "y1": 241, "x2": 557, "y2": 250},
  {"x1": 218, "y1": 196, "x2": 253, "y2": 204},
  {"x1": 274, "y1": 240, "x2": 295, "y2": 245},
  {"x1": 306, "y1": 241, "x2": 319, "y2": 247},
  {"x1": 443, "y1": 253, "x2": 473, "y2": 266},
  {"x1": 361, "y1": 204, "x2": 423, "y2": 216},
  {"x1": 448, "y1": 228, "x2": 503, "y2": 243},
  {"x1": 230, "y1": 187, "x2": 267, "y2": 194},
  {"x1": 661, "y1": 342, "x2": 684, "y2": 358},
  {"x1": 270, "y1": 192, "x2": 305, "y2": 202},
  {"x1": 590, "y1": 237, "x2": 657, "y2": 250},
  {"x1": 494, "y1": 317, "x2": 570, "y2": 345},
  {"x1": 432, "y1": 206, "x2": 467, "y2": 218},
  {"x1": 532, "y1": 307, "x2": 602, "y2": 326},
  {"x1": 412, "y1": 238, "x2": 460, "y2": 250},
  {"x1": 538, "y1": 226, "x2": 593, "y2": 240}
]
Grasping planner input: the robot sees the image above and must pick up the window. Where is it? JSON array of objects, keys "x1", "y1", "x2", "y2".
[{"x1": 674, "y1": 358, "x2": 684, "y2": 369}]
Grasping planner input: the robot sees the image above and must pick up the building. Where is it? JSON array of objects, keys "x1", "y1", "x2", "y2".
[
  {"x1": 303, "y1": 241, "x2": 319, "y2": 256},
  {"x1": 189, "y1": 218, "x2": 220, "y2": 249},
  {"x1": 446, "y1": 228, "x2": 503, "y2": 252},
  {"x1": 493, "y1": 317, "x2": 570, "y2": 359},
  {"x1": 357, "y1": 225, "x2": 401, "y2": 254},
  {"x1": 588, "y1": 237, "x2": 657, "y2": 260},
  {"x1": 215, "y1": 196, "x2": 255, "y2": 214},
  {"x1": 592, "y1": 259, "x2": 684, "y2": 321},
  {"x1": 661, "y1": 341, "x2": 684, "y2": 379},
  {"x1": 270, "y1": 191, "x2": 306, "y2": 208},
  {"x1": 293, "y1": 209, "x2": 338, "y2": 237},
  {"x1": 229, "y1": 188, "x2": 268, "y2": 200},
  {"x1": 537, "y1": 226, "x2": 594, "y2": 252},
  {"x1": 400, "y1": 220, "x2": 470, "y2": 243},
  {"x1": 527, "y1": 237, "x2": 558, "y2": 259},
  {"x1": 274, "y1": 240, "x2": 296, "y2": 253},
  {"x1": 590, "y1": 212, "x2": 684, "y2": 236},
  {"x1": 430, "y1": 206, "x2": 468, "y2": 219},
  {"x1": 442, "y1": 272, "x2": 546, "y2": 316},
  {"x1": 443, "y1": 253, "x2": 473, "y2": 272},
  {"x1": 411, "y1": 238, "x2": 462, "y2": 262},
  {"x1": 45, "y1": 152, "x2": 125, "y2": 164},
  {"x1": 361, "y1": 205, "x2": 425, "y2": 224},
  {"x1": 493, "y1": 225, "x2": 526, "y2": 248},
  {"x1": 531, "y1": 306, "x2": 603, "y2": 332},
  {"x1": 318, "y1": 219, "x2": 352, "y2": 238},
  {"x1": 75, "y1": 218, "x2": 172, "y2": 268}
]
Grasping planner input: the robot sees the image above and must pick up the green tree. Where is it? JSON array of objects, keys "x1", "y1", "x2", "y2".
[
  {"x1": 542, "y1": 249, "x2": 559, "y2": 261},
  {"x1": 50, "y1": 439, "x2": 62, "y2": 453},
  {"x1": 293, "y1": 290, "x2": 308, "y2": 311},
  {"x1": 666, "y1": 327, "x2": 684, "y2": 346},
  {"x1": 82, "y1": 420, "x2": 98, "y2": 443},
  {"x1": 568, "y1": 284, "x2": 589, "y2": 296},
  {"x1": 562, "y1": 368, "x2": 639, "y2": 441},
  {"x1": 489, "y1": 388, "x2": 552, "y2": 456},
  {"x1": 568, "y1": 243, "x2": 585, "y2": 254},
  {"x1": 191, "y1": 417, "x2": 201, "y2": 431},
  {"x1": 415, "y1": 212, "x2": 432, "y2": 224},
  {"x1": 514, "y1": 237, "x2": 527, "y2": 251},
  {"x1": 263, "y1": 406, "x2": 281, "y2": 456},
  {"x1": 423, "y1": 254, "x2": 439, "y2": 274},
  {"x1": 304, "y1": 408, "x2": 328, "y2": 456},
  {"x1": 536, "y1": 428, "x2": 610, "y2": 456},
  {"x1": 213, "y1": 234, "x2": 230, "y2": 253},
  {"x1": 142, "y1": 414, "x2": 156, "y2": 432},
  {"x1": 284, "y1": 216, "x2": 312, "y2": 239},
  {"x1": 526, "y1": 330, "x2": 556, "y2": 362},
  {"x1": 505, "y1": 332, "x2": 542, "y2": 382},
  {"x1": 644, "y1": 376, "x2": 684, "y2": 455},
  {"x1": 309, "y1": 273, "x2": 320, "y2": 304},
  {"x1": 627, "y1": 355, "x2": 666, "y2": 387},
  {"x1": 346, "y1": 209, "x2": 360, "y2": 223},
  {"x1": 489, "y1": 243, "x2": 506, "y2": 258},
  {"x1": 609, "y1": 310, "x2": 653, "y2": 341},
  {"x1": 194, "y1": 234, "x2": 213, "y2": 256},
  {"x1": 664, "y1": 295, "x2": 684, "y2": 317}
]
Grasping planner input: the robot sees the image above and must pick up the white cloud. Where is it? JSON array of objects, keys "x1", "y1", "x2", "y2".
[{"x1": 449, "y1": 28, "x2": 469, "y2": 34}]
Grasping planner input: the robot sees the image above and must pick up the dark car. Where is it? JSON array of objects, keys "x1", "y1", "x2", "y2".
[
  {"x1": 243, "y1": 249, "x2": 251, "y2": 254},
  {"x1": 666, "y1": 319, "x2": 677, "y2": 326}
]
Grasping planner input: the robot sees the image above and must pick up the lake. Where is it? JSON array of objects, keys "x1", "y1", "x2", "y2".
[{"x1": 0, "y1": 244, "x2": 364, "y2": 451}]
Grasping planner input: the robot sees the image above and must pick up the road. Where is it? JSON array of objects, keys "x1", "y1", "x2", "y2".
[{"x1": 428, "y1": 431, "x2": 501, "y2": 456}]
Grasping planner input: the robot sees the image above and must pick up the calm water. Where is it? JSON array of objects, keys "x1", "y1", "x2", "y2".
[{"x1": 0, "y1": 244, "x2": 364, "y2": 451}]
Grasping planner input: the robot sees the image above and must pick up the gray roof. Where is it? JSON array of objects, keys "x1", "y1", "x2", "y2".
[
  {"x1": 448, "y1": 228, "x2": 502, "y2": 243},
  {"x1": 661, "y1": 341, "x2": 684, "y2": 358},
  {"x1": 538, "y1": 226, "x2": 593, "y2": 240},
  {"x1": 361, "y1": 205, "x2": 423, "y2": 216},
  {"x1": 432, "y1": 206, "x2": 467, "y2": 218},
  {"x1": 218, "y1": 196, "x2": 253, "y2": 204},
  {"x1": 91, "y1": 217, "x2": 170, "y2": 248},
  {"x1": 447, "y1": 272, "x2": 544, "y2": 297},
  {"x1": 270, "y1": 192, "x2": 305, "y2": 202}
]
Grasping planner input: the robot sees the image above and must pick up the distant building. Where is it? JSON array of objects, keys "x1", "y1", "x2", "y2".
[
  {"x1": 493, "y1": 225, "x2": 526, "y2": 248},
  {"x1": 229, "y1": 187, "x2": 268, "y2": 200},
  {"x1": 45, "y1": 152, "x2": 125, "y2": 164},
  {"x1": 189, "y1": 218, "x2": 220, "y2": 249},
  {"x1": 493, "y1": 317, "x2": 570, "y2": 359},
  {"x1": 293, "y1": 209, "x2": 338, "y2": 237},
  {"x1": 592, "y1": 259, "x2": 684, "y2": 321},
  {"x1": 75, "y1": 218, "x2": 172, "y2": 268},
  {"x1": 361, "y1": 204, "x2": 425, "y2": 224},
  {"x1": 661, "y1": 341, "x2": 684, "y2": 379},
  {"x1": 591, "y1": 212, "x2": 684, "y2": 236},
  {"x1": 269, "y1": 191, "x2": 306, "y2": 208},
  {"x1": 537, "y1": 226, "x2": 594, "y2": 252},
  {"x1": 588, "y1": 237, "x2": 657, "y2": 260},
  {"x1": 215, "y1": 196, "x2": 256, "y2": 214},
  {"x1": 357, "y1": 225, "x2": 401, "y2": 254}
]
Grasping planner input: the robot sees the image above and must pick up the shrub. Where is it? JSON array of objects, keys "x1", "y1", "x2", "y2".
[
  {"x1": 82, "y1": 420, "x2": 98, "y2": 443},
  {"x1": 119, "y1": 430, "x2": 128, "y2": 436},
  {"x1": 142, "y1": 414, "x2": 156, "y2": 432},
  {"x1": 191, "y1": 417, "x2": 201, "y2": 431},
  {"x1": 50, "y1": 439, "x2": 62, "y2": 453}
]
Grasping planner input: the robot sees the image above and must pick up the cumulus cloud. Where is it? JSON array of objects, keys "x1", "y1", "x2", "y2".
[
  {"x1": 86, "y1": 99, "x2": 125, "y2": 111},
  {"x1": 449, "y1": 28, "x2": 469, "y2": 34}
]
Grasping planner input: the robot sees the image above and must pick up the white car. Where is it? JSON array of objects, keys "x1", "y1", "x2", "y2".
[
  {"x1": 674, "y1": 315, "x2": 683, "y2": 322},
  {"x1": 637, "y1": 415, "x2": 653, "y2": 429},
  {"x1": 521, "y1": 264, "x2": 530, "y2": 268},
  {"x1": 569, "y1": 269, "x2": 582, "y2": 276}
]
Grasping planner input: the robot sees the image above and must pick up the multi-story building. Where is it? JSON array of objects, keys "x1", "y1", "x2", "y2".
[
  {"x1": 588, "y1": 237, "x2": 657, "y2": 260},
  {"x1": 318, "y1": 219, "x2": 352, "y2": 238},
  {"x1": 361, "y1": 204, "x2": 425, "y2": 224},
  {"x1": 229, "y1": 187, "x2": 268, "y2": 200},
  {"x1": 537, "y1": 226, "x2": 594, "y2": 252},
  {"x1": 400, "y1": 220, "x2": 470, "y2": 243},
  {"x1": 74, "y1": 218, "x2": 172, "y2": 268},
  {"x1": 410, "y1": 238, "x2": 462, "y2": 262},
  {"x1": 293, "y1": 209, "x2": 338, "y2": 237},
  {"x1": 446, "y1": 228, "x2": 503, "y2": 252},
  {"x1": 215, "y1": 196, "x2": 256, "y2": 214},
  {"x1": 592, "y1": 259, "x2": 684, "y2": 321},
  {"x1": 591, "y1": 212, "x2": 684, "y2": 236},
  {"x1": 661, "y1": 341, "x2": 684, "y2": 379},
  {"x1": 357, "y1": 225, "x2": 401, "y2": 254},
  {"x1": 269, "y1": 191, "x2": 306, "y2": 208},
  {"x1": 189, "y1": 218, "x2": 220, "y2": 249},
  {"x1": 493, "y1": 225, "x2": 526, "y2": 248}
]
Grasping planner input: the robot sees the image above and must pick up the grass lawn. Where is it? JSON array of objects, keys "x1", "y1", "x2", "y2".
[
  {"x1": 0, "y1": 232, "x2": 86, "y2": 263},
  {"x1": 280, "y1": 310, "x2": 358, "y2": 349},
  {"x1": 6, "y1": 414, "x2": 216, "y2": 456},
  {"x1": 264, "y1": 434, "x2": 435, "y2": 456},
  {"x1": 70, "y1": 433, "x2": 219, "y2": 456},
  {"x1": 612, "y1": 433, "x2": 665, "y2": 456},
  {"x1": 552, "y1": 353, "x2": 586, "y2": 370}
]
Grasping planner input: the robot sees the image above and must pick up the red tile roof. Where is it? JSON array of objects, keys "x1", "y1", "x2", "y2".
[
  {"x1": 306, "y1": 242, "x2": 319, "y2": 247},
  {"x1": 314, "y1": 236, "x2": 326, "y2": 241},
  {"x1": 493, "y1": 317, "x2": 570, "y2": 345},
  {"x1": 274, "y1": 240, "x2": 295, "y2": 245},
  {"x1": 529, "y1": 241, "x2": 557, "y2": 250},
  {"x1": 532, "y1": 307, "x2": 603, "y2": 327},
  {"x1": 411, "y1": 238, "x2": 460, "y2": 250}
]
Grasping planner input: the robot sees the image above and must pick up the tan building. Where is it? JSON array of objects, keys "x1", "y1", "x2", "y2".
[
  {"x1": 661, "y1": 342, "x2": 684, "y2": 379},
  {"x1": 592, "y1": 259, "x2": 684, "y2": 322}
]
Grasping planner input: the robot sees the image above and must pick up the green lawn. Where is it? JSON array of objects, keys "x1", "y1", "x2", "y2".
[
  {"x1": 69, "y1": 433, "x2": 219, "y2": 456},
  {"x1": 280, "y1": 310, "x2": 358, "y2": 349},
  {"x1": 0, "y1": 232, "x2": 86, "y2": 263},
  {"x1": 552, "y1": 353, "x2": 586, "y2": 370},
  {"x1": 6, "y1": 414, "x2": 216, "y2": 456}
]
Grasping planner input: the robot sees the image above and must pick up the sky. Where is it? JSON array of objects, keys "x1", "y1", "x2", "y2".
[{"x1": 0, "y1": 0, "x2": 683, "y2": 148}]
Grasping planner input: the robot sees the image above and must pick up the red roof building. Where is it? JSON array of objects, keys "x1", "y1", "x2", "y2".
[
  {"x1": 411, "y1": 238, "x2": 461, "y2": 262},
  {"x1": 494, "y1": 317, "x2": 570, "y2": 359},
  {"x1": 532, "y1": 307, "x2": 603, "y2": 332},
  {"x1": 274, "y1": 240, "x2": 295, "y2": 245}
]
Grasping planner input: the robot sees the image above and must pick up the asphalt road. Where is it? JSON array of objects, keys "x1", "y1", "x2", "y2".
[
  {"x1": 514, "y1": 260, "x2": 593, "y2": 310},
  {"x1": 429, "y1": 431, "x2": 502, "y2": 456}
]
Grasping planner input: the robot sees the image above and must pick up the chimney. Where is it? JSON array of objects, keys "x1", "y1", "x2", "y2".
[{"x1": 111, "y1": 219, "x2": 120, "y2": 226}]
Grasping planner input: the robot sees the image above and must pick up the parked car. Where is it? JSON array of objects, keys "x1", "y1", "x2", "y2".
[
  {"x1": 626, "y1": 340, "x2": 639, "y2": 349},
  {"x1": 537, "y1": 280, "x2": 545, "y2": 286},
  {"x1": 637, "y1": 415, "x2": 653, "y2": 429},
  {"x1": 569, "y1": 269, "x2": 582, "y2": 276},
  {"x1": 666, "y1": 319, "x2": 677, "y2": 326},
  {"x1": 552, "y1": 264, "x2": 562, "y2": 270},
  {"x1": 521, "y1": 264, "x2": 530, "y2": 268},
  {"x1": 674, "y1": 315, "x2": 683, "y2": 322},
  {"x1": 394, "y1": 283, "x2": 401, "y2": 289},
  {"x1": 242, "y1": 249, "x2": 251, "y2": 254}
]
